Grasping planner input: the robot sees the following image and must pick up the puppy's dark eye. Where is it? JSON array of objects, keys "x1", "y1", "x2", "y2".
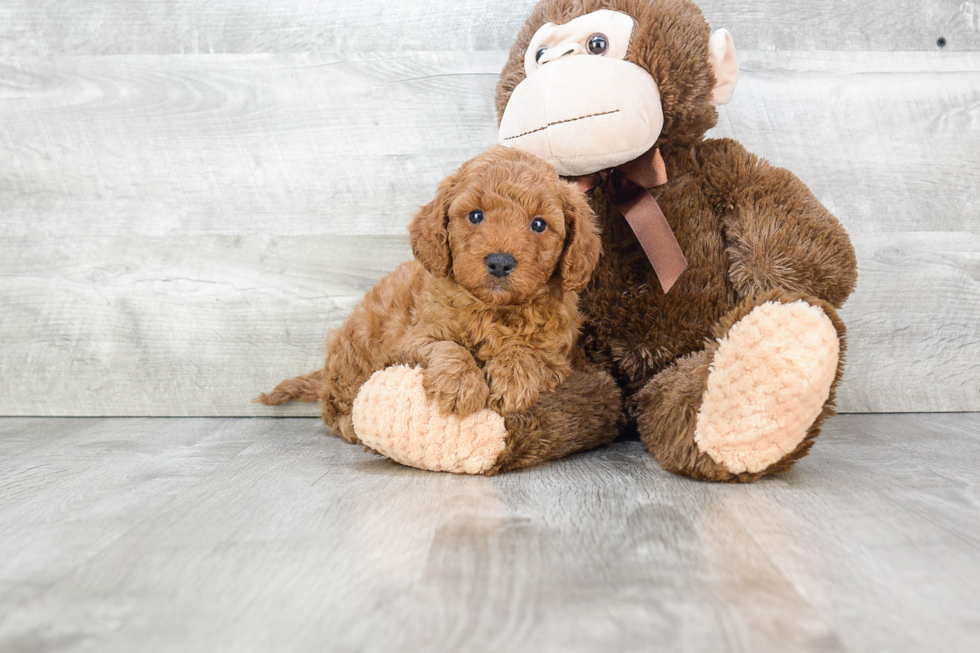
[
  {"x1": 469, "y1": 210, "x2": 484, "y2": 224},
  {"x1": 587, "y1": 33, "x2": 608, "y2": 55},
  {"x1": 535, "y1": 47, "x2": 548, "y2": 64},
  {"x1": 530, "y1": 217, "x2": 547, "y2": 233}
]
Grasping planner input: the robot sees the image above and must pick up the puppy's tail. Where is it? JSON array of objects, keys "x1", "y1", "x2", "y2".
[{"x1": 254, "y1": 369, "x2": 324, "y2": 406}]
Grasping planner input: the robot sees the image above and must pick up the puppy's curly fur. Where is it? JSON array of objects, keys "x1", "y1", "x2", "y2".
[{"x1": 257, "y1": 146, "x2": 601, "y2": 444}]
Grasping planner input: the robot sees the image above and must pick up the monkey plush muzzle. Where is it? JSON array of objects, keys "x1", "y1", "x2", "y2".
[{"x1": 499, "y1": 54, "x2": 663, "y2": 177}]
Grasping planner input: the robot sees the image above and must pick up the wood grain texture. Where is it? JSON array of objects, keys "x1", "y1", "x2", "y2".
[
  {"x1": 0, "y1": 234, "x2": 412, "y2": 417},
  {"x1": 1, "y1": 49, "x2": 977, "y2": 415},
  {"x1": 0, "y1": 414, "x2": 978, "y2": 652},
  {"x1": 0, "y1": 52, "x2": 503, "y2": 233},
  {"x1": 0, "y1": 0, "x2": 977, "y2": 54},
  {"x1": 0, "y1": 418, "x2": 273, "y2": 621},
  {"x1": 716, "y1": 51, "x2": 980, "y2": 235}
]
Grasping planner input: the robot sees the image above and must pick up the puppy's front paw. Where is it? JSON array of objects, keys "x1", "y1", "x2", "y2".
[
  {"x1": 486, "y1": 364, "x2": 539, "y2": 415},
  {"x1": 423, "y1": 362, "x2": 490, "y2": 417}
]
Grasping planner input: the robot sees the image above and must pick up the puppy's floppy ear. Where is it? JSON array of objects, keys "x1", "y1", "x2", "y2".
[
  {"x1": 409, "y1": 170, "x2": 459, "y2": 277},
  {"x1": 557, "y1": 180, "x2": 601, "y2": 292}
]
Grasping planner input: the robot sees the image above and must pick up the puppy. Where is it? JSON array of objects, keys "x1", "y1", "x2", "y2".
[{"x1": 257, "y1": 145, "x2": 601, "y2": 445}]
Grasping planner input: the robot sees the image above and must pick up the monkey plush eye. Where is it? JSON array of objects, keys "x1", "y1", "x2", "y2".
[
  {"x1": 535, "y1": 47, "x2": 548, "y2": 64},
  {"x1": 587, "y1": 33, "x2": 608, "y2": 55},
  {"x1": 469, "y1": 210, "x2": 484, "y2": 224},
  {"x1": 530, "y1": 217, "x2": 547, "y2": 233}
]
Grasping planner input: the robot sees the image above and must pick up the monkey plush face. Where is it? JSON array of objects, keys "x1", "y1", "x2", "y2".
[
  {"x1": 496, "y1": 0, "x2": 739, "y2": 177},
  {"x1": 499, "y1": 9, "x2": 664, "y2": 177}
]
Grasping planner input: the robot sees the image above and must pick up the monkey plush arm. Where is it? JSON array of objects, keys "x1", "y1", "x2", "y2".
[{"x1": 699, "y1": 138, "x2": 858, "y2": 308}]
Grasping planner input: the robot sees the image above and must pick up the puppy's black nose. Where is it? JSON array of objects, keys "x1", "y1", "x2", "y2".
[{"x1": 485, "y1": 252, "x2": 516, "y2": 278}]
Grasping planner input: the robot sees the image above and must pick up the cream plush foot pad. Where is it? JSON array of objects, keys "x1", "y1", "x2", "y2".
[
  {"x1": 694, "y1": 301, "x2": 839, "y2": 474},
  {"x1": 351, "y1": 365, "x2": 508, "y2": 475}
]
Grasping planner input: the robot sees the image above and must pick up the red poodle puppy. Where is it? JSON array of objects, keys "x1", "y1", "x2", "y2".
[{"x1": 258, "y1": 146, "x2": 602, "y2": 453}]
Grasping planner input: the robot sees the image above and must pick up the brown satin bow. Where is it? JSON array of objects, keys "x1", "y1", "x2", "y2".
[{"x1": 565, "y1": 148, "x2": 688, "y2": 293}]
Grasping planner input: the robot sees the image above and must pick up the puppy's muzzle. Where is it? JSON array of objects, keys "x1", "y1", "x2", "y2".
[{"x1": 485, "y1": 252, "x2": 516, "y2": 278}]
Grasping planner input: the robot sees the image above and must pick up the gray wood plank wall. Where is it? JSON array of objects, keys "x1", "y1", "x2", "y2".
[{"x1": 1, "y1": 1, "x2": 978, "y2": 416}]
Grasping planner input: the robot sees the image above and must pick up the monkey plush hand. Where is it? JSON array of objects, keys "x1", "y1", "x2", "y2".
[{"x1": 353, "y1": 0, "x2": 856, "y2": 481}]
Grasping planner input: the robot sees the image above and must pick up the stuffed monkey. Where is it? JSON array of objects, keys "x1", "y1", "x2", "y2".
[{"x1": 347, "y1": 0, "x2": 858, "y2": 481}]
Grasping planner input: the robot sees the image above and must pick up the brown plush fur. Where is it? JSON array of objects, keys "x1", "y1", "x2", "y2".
[
  {"x1": 492, "y1": 355, "x2": 625, "y2": 474},
  {"x1": 257, "y1": 146, "x2": 604, "y2": 445},
  {"x1": 492, "y1": 0, "x2": 858, "y2": 480}
]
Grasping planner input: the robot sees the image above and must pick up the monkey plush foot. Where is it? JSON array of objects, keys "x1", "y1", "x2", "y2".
[
  {"x1": 352, "y1": 362, "x2": 623, "y2": 475},
  {"x1": 693, "y1": 299, "x2": 840, "y2": 475},
  {"x1": 637, "y1": 293, "x2": 846, "y2": 482},
  {"x1": 351, "y1": 365, "x2": 508, "y2": 475}
]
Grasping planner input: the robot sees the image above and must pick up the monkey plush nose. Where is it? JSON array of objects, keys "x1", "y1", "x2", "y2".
[{"x1": 485, "y1": 253, "x2": 516, "y2": 278}]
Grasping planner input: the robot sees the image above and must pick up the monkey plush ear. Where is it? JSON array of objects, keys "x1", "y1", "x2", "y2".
[
  {"x1": 709, "y1": 29, "x2": 739, "y2": 106},
  {"x1": 557, "y1": 181, "x2": 601, "y2": 292},
  {"x1": 409, "y1": 171, "x2": 458, "y2": 277}
]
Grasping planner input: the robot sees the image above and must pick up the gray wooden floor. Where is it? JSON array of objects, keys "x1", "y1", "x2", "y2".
[{"x1": 1, "y1": 415, "x2": 979, "y2": 652}]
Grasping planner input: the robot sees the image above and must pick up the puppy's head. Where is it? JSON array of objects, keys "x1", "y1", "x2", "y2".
[{"x1": 409, "y1": 145, "x2": 600, "y2": 306}]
